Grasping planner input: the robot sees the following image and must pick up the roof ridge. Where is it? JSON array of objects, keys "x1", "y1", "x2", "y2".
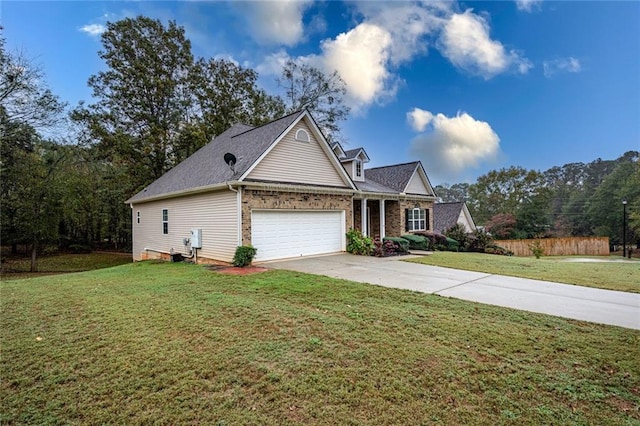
[
  {"x1": 365, "y1": 161, "x2": 419, "y2": 171},
  {"x1": 231, "y1": 109, "x2": 305, "y2": 139}
]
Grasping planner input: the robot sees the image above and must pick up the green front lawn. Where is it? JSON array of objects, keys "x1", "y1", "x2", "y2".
[
  {"x1": 407, "y1": 252, "x2": 640, "y2": 293},
  {"x1": 1, "y1": 262, "x2": 638, "y2": 424}
]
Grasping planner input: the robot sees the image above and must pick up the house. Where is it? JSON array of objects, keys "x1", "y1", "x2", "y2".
[
  {"x1": 433, "y1": 202, "x2": 477, "y2": 234},
  {"x1": 126, "y1": 110, "x2": 436, "y2": 263}
]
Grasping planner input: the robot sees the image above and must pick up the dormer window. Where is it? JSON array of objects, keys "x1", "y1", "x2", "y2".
[
  {"x1": 355, "y1": 159, "x2": 362, "y2": 178},
  {"x1": 295, "y1": 129, "x2": 310, "y2": 142}
]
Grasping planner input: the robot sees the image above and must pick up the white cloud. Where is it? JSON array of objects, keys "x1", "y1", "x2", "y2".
[
  {"x1": 79, "y1": 24, "x2": 106, "y2": 36},
  {"x1": 407, "y1": 108, "x2": 434, "y2": 132},
  {"x1": 240, "y1": 0, "x2": 312, "y2": 46},
  {"x1": 543, "y1": 57, "x2": 582, "y2": 78},
  {"x1": 259, "y1": 3, "x2": 529, "y2": 113},
  {"x1": 320, "y1": 23, "x2": 395, "y2": 109},
  {"x1": 515, "y1": 0, "x2": 543, "y2": 12},
  {"x1": 438, "y1": 9, "x2": 532, "y2": 79},
  {"x1": 409, "y1": 108, "x2": 501, "y2": 179}
]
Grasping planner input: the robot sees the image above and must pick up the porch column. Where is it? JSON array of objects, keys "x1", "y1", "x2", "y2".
[
  {"x1": 361, "y1": 198, "x2": 368, "y2": 236},
  {"x1": 380, "y1": 199, "x2": 386, "y2": 239}
]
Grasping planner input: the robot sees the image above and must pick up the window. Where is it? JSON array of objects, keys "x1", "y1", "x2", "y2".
[
  {"x1": 407, "y1": 208, "x2": 427, "y2": 232},
  {"x1": 295, "y1": 129, "x2": 310, "y2": 142},
  {"x1": 355, "y1": 159, "x2": 362, "y2": 178},
  {"x1": 162, "y1": 209, "x2": 168, "y2": 234},
  {"x1": 136, "y1": 211, "x2": 140, "y2": 224}
]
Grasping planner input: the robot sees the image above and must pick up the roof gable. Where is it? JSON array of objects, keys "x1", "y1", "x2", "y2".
[
  {"x1": 127, "y1": 111, "x2": 305, "y2": 203},
  {"x1": 364, "y1": 161, "x2": 435, "y2": 196},
  {"x1": 243, "y1": 114, "x2": 354, "y2": 188},
  {"x1": 433, "y1": 201, "x2": 476, "y2": 233},
  {"x1": 341, "y1": 147, "x2": 370, "y2": 163}
]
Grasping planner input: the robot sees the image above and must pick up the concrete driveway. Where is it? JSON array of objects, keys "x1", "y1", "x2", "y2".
[{"x1": 267, "y1": 253, "x2": 640, "y2": 330}]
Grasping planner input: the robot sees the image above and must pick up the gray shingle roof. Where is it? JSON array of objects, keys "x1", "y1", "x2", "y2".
[
  {"x1": 342, "y1": 148, "x2": 365, "y2": 161},
  {"x1": 126, "y1": 110, "x2": 305, "y2": 203},
  {"x1": 364, "y1": 161, "x2": 420, "y2": 193},
  {"x1": 433, "y1": 202, "x2": 464, "y2": 233},
  {"x1": 354, "y1": 179, "x2": 397, "y2": 194}
]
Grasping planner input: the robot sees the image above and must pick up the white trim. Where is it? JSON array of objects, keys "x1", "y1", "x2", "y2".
[
  {"x1": 239, "y1": 111, "x2": 356, "y2": 190},
  {"x1": 162, "y1": 208, "x2": 169, "y2": 235},
  {"x1": 295, "y1": 128, "x2": 310, "y2": 142},
  {"x1": 407, "y1": 207, "x2": 427, "y2": 232},
  {"x1": 402, "y1": 163, "x2": 436, "y2": 196},
  {"x1": 380, "y1": 200, "x2": 385, "y2": 239},
  {"x1": 361, "y1": 198, "x2": 368, "y2": 236}
]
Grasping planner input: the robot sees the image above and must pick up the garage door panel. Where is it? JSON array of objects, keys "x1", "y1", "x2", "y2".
[{"x1": 252, "y1": 210, "x2": 344, "y2": 261}]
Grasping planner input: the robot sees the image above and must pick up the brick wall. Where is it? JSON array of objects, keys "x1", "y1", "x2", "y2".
[
  {"x1": 241, "y1": 189, "x2": 353, "y2": 245},
  {"x1": 396, "y1": 199, "x2": 434, "y2": 236}
]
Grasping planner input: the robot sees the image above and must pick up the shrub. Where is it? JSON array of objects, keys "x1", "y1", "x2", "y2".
[
  {"x1": 413, "y1": 231, "x2": 447, "y2": 249},
  {"x1": 383, "y1": 237, "x2": 409, "y2": 253},
  {"x1": 484, "y1": 244, "x2": 514, "y2": 256},
  {"x1": 232, "y1": 245, "x2": 257, "y2": 267},
  {"x1": 444, "y1": 224, "x2": 468, "y2": 249},
  {"x1": 372, "y1": 239, "x2": 399, "y2": 257},
  {"x1": 467, "y1": 229, "x2": 494, "y2": 252},
  {"x1": 346, "y1": 229, "x2": 374, "y2": 256},
  {"x1": 445, "y1": 237, "x2": 460, "y2": 251},
  {"x1": 529, "y1": 240, "x2": 544, "y2": 259},
  {"x1": 401, "y1": 234, "x2": 429, "y2": 250}
]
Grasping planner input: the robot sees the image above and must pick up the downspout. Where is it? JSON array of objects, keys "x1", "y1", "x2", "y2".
[{"x1": 228, "y1": 184, "x2": 242, "y2": 246}]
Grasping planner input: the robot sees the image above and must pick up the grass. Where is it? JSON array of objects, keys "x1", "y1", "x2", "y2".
[
  {"x1": 0, "y1": 252, "x2": 131, "y2": 280},
  {"x1": 406, "y1": 252, "x2": 640, "y2": 293},
  {"x1": 1, "y1": 261, "x2": 639, "y2": 425}
]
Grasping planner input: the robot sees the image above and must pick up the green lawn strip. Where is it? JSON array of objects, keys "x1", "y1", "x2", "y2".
[
  {"x1": 406, "y1": 252, "x2": 640, "y2": 293},
  {"x1": 1, "y1": 262, "x2": 638, "y2": 425},
  {"x1": 1, "y1": 252, "x2": 132, "y2": 280}
]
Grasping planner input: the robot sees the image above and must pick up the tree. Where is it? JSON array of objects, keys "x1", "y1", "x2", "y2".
[
  {"x1": 434, "y1": 182, "x2": 470, "y2": 202},
  {"x1": 182, "y1": 57, "x2": 285, "y2": 158},
  {"x1": 278, "y1": 60, "x2": 349, "y2": 140},
  {"x1": 0, "y1": 32, "x2": 66, "y2": 134},
  {"x1": 72, "y1": 16, "x2": 194, "y2": 187},
  {"x1": 587, "y1": 159, "x2": 640, "y2": 245},
  {"x1": 468, "y1": 166, "x2": 548, "y2": 229},
  {"x1": 485, "y1": 213, "x2": 517, "y2": 239}
]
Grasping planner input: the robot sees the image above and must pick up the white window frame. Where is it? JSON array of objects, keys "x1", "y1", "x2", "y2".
[
  {"x1": 407, "y1": 208, "x2": 426, "y2": 232},
  {"x1": 355, "y1": 159, "x2": 362, "y2": 178},
  {"x1": 162, "y1": 209, "x2": 168, "y2": 234},
  {"x1": 295, "y1": 129, "x2": 310, "y2": 142}
]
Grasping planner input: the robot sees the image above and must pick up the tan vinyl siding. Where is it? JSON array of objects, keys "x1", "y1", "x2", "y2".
[
  {"x1": 132, "y1": 190, "x2": 238, "y2": 262},
  {"x1": 405, "y1": 171, "x2": 431, "y2": 195},
  {"x1": 247, "y1": 119, "x2": 348, "y2": 187}
]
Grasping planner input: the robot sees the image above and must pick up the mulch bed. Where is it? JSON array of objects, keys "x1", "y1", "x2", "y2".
[{"x1": 205, "y1": 265, "x2": 269, "y2": 275}]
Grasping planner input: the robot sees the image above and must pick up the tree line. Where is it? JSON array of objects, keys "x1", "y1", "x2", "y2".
[
  {"x1": 1, "y1": 17, "x2": 348, "y2": 270},
  {"x1": 435, "y1": 151, "x2": 640, "y2": 247}
]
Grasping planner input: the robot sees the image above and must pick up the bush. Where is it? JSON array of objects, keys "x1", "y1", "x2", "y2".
[
  {"x1": 372, "y1": 239, "x2": 399, "y2": 257},
  {"x1": 444, "y1": 224, "x2": 468, "y2": 249},
  {"x1": 445, "y1": 237, "x2": 460, "y2": 251},
  {"x1": 529, "y1": 240, "x2": 544, "y2": 259},
  {"x1": 413, "y1": 231, "x2": 447, "y2": 250},
  {"x1": 401, "y1": 234, "x2": 429, "y2": 250},
  {"x1": 232, "y1": 245, "x2": 257, "y2": 267},
  {"x1": 346, "y1": 229, "x2": 374, "y2": 256},
  {"x1": 466, "y1": 229, "x2": 493, "y2": 252},
  {"x1": 484, "y1": 244, "x2": 514, "y2": 256},
  {"x1": 383, "y1": 237, "x2": 409, "y2": 254}
]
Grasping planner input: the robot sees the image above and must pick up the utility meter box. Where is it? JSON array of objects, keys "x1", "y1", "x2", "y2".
[{"x1": 190, "y1": 229, "x2": 202, "y2": 248}]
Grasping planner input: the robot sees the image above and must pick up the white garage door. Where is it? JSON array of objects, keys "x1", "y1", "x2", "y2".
[{"x1": 252, "y1": 210, "x2": 345, "y2": 261}]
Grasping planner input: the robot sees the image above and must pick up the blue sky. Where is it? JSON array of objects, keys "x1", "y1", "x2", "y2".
[{"x1": 3, "y1": 1, "x2": 639, "y2": 184}]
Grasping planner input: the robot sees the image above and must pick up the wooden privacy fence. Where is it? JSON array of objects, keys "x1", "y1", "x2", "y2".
[{"x1": 494, "y1": 237, "x2": 610, "y2": 257}]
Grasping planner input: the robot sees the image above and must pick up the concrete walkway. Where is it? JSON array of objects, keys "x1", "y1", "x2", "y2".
[{"x1": 267, "y1": 253, "x2": 640, "y2": 330}]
